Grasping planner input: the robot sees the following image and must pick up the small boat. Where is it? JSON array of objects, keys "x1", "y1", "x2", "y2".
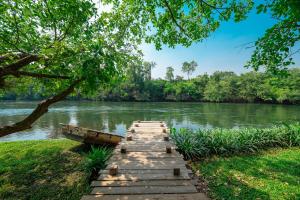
[{"x1": 60, "y1": 124, "x2": 124, "y2": 145}]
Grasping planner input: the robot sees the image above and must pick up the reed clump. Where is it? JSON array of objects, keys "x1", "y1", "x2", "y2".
[{"x1": 171, "y1": 123, "x2": 300, "y2": 159}]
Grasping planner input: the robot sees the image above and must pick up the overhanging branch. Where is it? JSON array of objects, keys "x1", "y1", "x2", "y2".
[
  {"x1": 12, "y1": 71, "x2": 71, "y2": 79},
  {"x1": 163, "y1": 0, "x2": 191, "y2": 39},
  {"x1": 0, "y1": 54, "x2": 40, "y2": 78},
  {"x1": 0, "y1": 79, "x2": 83, "y2": 137}
]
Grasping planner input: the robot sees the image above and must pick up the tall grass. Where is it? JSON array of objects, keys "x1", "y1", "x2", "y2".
[
  {"x1": 171, "y1": 123, "x2": 300, "y2": 160},
  {"x1": 85, "y1": 146, "x2": 112, "y2": 172}
]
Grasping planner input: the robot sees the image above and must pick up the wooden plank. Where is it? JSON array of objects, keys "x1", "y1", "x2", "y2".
[
  {"x1": 109, "y1": 157, "x2": 184, "y2": 162},
  {"x1": 120, "y1": 141, "x2": 171, "y2": 145},
  {"x1": 91, "y1": 185, "x2": 197, "y2": 195},
  {"x1": 101, "y1": 169, "x2": 191, "y2": 175},
  {"x1": 81, "y1": 193, "x2": 209, "y2": 200},
  {"x1": 98, "y1": 173, "x2": 190, "y2": 181},
  {"x1": 114, "y1": 146, "x2": 176, "y2": 152},
  {"x1": 110, "y1": 152, "x2": 182, "y2": 159},
  {"x1": 91, "y1": 180, "x2": 193, "y2": 187},
  {"x1": 106, "y1": 160, "x2": 187, "y2": 170}
]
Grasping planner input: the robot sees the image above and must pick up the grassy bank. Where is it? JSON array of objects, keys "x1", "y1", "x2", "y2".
[
  {"x1": 0, "y1": 139, "x2": 110, "y2": 200},
  {"x1": 171, "y1": 123, "x2": 300, "y2": 159},
  {"x1": 195, "y1": 147, "x2": 300, "y2": 200}
]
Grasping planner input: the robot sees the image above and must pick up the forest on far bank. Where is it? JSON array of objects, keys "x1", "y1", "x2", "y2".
[{"x1": 2, "y1": 67, "x2": 300, "y2": 104}]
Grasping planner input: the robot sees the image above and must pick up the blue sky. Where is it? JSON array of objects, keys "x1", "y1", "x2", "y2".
[{"x1": 141, "y1": 9, "x2": 300, "y2": 79}]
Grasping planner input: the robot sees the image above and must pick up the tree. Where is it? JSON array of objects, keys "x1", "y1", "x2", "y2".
[
  {"x1": 143, "y1": 61, "x2": 156, "y2": 81},
  {"x1": 0, "y1": 0, "x2": 141, "y2": 136},
  {"x1": 182, "y1": 61, "x2": 198, "y2": 80},
  {"x1": 165, "y1": 66, "x2": 174, "y2": 81}
]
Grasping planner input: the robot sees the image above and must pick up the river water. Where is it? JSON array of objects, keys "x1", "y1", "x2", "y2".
[{"x1": 0, "y1": 101, "x2": 299, "y2": 141}]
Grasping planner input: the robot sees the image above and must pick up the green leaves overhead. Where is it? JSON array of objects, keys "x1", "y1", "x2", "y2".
[
  {"x1": 105, "y1": 0, "x2": 254, "y2": 49},
  {"x1": 246, "y1": 0, "x2": 300, "y2": 75}
]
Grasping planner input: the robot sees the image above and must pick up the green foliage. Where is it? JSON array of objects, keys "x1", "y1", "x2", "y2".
[
  {"x1": 246, "y1": 0, "x2": 300, "y2": 75},
  {"x1": 170, "y1": 123, "x2": 300, "y2": 159},
  {"x1": 0, "y1": 0, "x2": 141, "y2": 97},
  {"x1": 85, "y1": 146, "x2": 112, "y2": 172},
  {"x1": 197, "y1": 148, "x2": 300, "y2": 200},
  {"x1": 107, "y1": 0, "x2": 253, "y2": 49}
]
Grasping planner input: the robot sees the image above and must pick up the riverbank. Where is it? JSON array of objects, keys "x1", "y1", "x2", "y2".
[{"x1": 0, "y1": 139, "x2": 110, "y2": 200}]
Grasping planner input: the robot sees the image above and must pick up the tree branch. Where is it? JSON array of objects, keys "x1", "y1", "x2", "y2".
[
  {"x1": 163, "y1": 0, "x2": 191, "y2": 39},
  {"x1": 0, "y1": 79, "x2": 83, "y2": 137},
  {"x1": 198, "y1": 0, "x2": 226, "y2": 19},
  {"x1": 0, "y1": 54, "x2": 40, "y2": 77},
  {"x1": 11, "y1": 71, "x2": 71, "y2": 79}
]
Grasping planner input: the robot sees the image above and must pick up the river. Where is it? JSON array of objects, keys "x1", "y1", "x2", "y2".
[{"x1": 0, "y1": 101, "x2": 299, "y2": 141}]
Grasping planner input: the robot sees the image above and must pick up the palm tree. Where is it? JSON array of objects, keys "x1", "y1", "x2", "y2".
[{"x1": 182, "y1": 61, "x2": 198, "y2": 80}]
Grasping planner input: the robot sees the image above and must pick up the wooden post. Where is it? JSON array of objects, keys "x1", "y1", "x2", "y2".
[
  {"x1": 126, "y1": 135, "x2": 132, "y2": 141},
  {"x1": 173, "y1": 168, "x2": 180, "y2": 176},
  {"x1": 121, "y1": 145, "x2": 127, "y2": 154},
  {"x1": 166, "y1": 146, "x2": 172, "y2": 153},
  {"x1": 109, "y1": 165, "x2": 118, "y2": 176},
  {"x1": 162, "y1": 128, "x2": 167, "y2": 133},
  {"x1": 163, "y1": 136, "x2": 169, "y2": 141}
]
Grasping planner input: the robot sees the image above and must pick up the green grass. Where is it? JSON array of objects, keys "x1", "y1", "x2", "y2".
[
  {"x1": 171, "y1": 123, "x2": 300, "y2": 159},
  {"x1": 0, "y1": 139, "x2": 110, "y2": 200},
  {"x1": 194, "y1": 147, "x2": 300, "y2": 200}
]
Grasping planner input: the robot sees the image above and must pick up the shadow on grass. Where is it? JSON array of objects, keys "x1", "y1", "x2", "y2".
[
  {"x1": 0, "y1": 142, "x2": 90, "y2": 200},
  {"x1": 198, "y1": 148, "x2": 300, "y2": 200}
]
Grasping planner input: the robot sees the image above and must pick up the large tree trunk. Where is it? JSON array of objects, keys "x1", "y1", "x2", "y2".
[{"x1": 0, "y1": 79, "x2": 82, "y2": 137}]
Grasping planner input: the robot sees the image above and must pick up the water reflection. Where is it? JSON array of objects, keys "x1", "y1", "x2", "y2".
[{"x1": 0, "y1": 101, "x2": 299, "y2": 141}]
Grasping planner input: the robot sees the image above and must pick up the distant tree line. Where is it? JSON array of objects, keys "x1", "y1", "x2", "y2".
[
  {"x1": 1, "y1": 62, "x2": 299, "y2": 104},
  {"x1": 95, "y1": 68, "x2": 300, "y2": 104}
]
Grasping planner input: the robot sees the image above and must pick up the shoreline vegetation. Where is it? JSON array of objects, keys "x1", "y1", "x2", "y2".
[
  {"x1": 1, "y1": 69, "x2": 300, "y2": 105},
  {"x1": 171, "y1": 123, "x2": 300, "y2": 160}
]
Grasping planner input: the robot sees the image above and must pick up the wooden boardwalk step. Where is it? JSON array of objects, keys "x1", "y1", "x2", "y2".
[
  {"x1": 107, "y1": 160, "x2": 187, "y2": 170},
  {"x1": 81, "y1": 193, "x2": 209, "y2": 200},
  {"x1": 101, "y1": 169, "x2": 192, "y2": 174},
  {"x1": 91, "y1": 185, "x2": 197, "y2": 195},
  {"x1": 98, "y1": 173, "x2": 190, "y2": 181},
  {"x1": 110, "y1": 152, "x2": 182, "y2": 159},
  {"x1": 91, "y1": 180, "x2": 194, "y2": 187}
]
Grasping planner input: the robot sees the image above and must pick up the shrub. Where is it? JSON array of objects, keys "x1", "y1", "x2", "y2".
[
  {"x1": 85, "y1": 146, "x2": 112, "y2": 172},
  {"x1": 171, "y1": 123, "x2": 300, "y2": 159}
]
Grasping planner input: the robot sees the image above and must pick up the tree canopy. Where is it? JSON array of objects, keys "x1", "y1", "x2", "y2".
[{"x1": 0, "y1": 0, "x2": 299, "y2": 136}]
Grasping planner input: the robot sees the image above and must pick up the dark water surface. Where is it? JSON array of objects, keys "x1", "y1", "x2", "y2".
[{"x1": 0, "y1": 101, "x2": 299, "y2": 141}]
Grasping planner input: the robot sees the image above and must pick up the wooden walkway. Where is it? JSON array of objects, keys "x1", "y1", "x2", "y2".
[{"x1": 81, "y1": 121, "x2": 209, "y2": 200}]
